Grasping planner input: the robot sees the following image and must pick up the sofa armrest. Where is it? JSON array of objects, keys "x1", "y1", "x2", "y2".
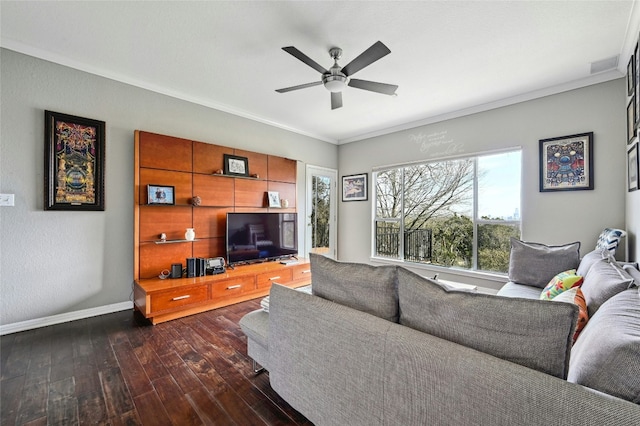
[{"x1": 269, "y1": 284, "x2": 391, "y2": 426}]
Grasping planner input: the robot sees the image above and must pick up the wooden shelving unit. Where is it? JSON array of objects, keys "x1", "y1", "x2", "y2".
[{"x1": 133, "y1": 130, "x2": 308, "y2": 324}]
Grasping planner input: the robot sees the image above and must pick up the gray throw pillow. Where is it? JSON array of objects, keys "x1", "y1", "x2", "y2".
[
  {"x1": 397, "y1": 267, "x2": 578, "y2": 379},
  {"x1": 309, "y1": 253, "x2": 399, "y2": 322},
  {"x1": 508, "y1": 238, "x2": 580, "y2": 288},
  {"x1": 568, "y1": 288, "x2": 640, "y2": 404},
  {"x1": 576, "y1": 248, "x2": 609, "y2": 277},
  {"x1": 580, "y1": 257, "x2": 634, "y2": 317}
]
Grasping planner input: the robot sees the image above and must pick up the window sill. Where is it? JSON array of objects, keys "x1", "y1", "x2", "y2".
[{"x1": 369, "y1": 256, "x2": 508, "y2": 290}]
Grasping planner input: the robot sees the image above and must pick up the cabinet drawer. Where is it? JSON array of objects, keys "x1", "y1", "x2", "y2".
[
  {"x1": 291, "y1": 264, "x2": 312, "y2": 281},
  {"x1": 212, "y1": 276, "x2": 255, "y2": 298},
  {"x1": 151, "y1": 285, "x2": 209, "y2": 313},
  {"x1": 256, "y1": 268, "x2": 293, "y2": 289}
]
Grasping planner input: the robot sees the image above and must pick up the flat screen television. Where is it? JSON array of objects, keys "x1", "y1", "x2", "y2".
[{"x1": 226, "y1": 212, "x2": 298, "y2": 265}]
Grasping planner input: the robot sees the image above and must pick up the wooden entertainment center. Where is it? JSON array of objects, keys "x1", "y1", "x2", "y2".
[{"x1": 133, "y1": 131, "x2": 311, "y2": 324}]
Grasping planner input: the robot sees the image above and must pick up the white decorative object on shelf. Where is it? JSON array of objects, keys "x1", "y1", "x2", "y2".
[{"x1": 185, "y1": 228, "x2": 196, "y2": 241}]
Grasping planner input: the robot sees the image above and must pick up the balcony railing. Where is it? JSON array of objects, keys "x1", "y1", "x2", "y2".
[{"x1": 375, "y1": 222, "x2": 432, "y2": 262}]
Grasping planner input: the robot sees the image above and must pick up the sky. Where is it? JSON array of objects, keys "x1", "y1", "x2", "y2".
[{"x1": 477, "y1": 151, "x2": 522, "y2": 220}]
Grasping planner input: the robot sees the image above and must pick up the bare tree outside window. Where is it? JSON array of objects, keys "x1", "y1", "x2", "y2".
[{"x1": 374, "y1": 151, "x2": 521, "y2": 273}]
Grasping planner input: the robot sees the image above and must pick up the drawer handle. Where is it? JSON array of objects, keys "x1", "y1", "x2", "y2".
[
  {"x1": 301, "y1": 270, "x2": 311, "y2": 274},
  {"x1": 227, "y1": 285, "x2": 242, "y2": 290},
  {"x1": 269, "y1": 276, "x2": 281, "y2": 281},
  {"x1": 171, "y1": 295, "x2": 191, "y2": 301}
]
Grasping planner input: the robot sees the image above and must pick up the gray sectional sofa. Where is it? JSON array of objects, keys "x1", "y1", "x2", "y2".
[{"x1": 240, "y1": 247, "x2": 640, "y2": 425}]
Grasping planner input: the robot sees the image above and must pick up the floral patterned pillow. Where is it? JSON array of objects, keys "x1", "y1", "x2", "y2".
[
  {"x1": 540, "y1": 269, "x2": 583, "y2": 300},
  {"x1": 552, "y1": 287, "x2": 589, "y2": 343}
]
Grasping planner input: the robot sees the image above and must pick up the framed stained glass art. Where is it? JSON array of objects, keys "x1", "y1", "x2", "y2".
[{"x1": 44, "y1": 110, "x2": 105, "y2": 210}]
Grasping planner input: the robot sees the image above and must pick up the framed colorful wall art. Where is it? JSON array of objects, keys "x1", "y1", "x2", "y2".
[
  {"x1": 44, "y1": 110, "x2": 105, "y2": 210},
  {"x1": 539, "y1": 132, "x2": 593, "y2": 192}
]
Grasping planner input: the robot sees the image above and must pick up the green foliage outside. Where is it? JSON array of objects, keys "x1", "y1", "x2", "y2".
[
  {"x1": 408, "y1": 215, "x2": 520, "y2": 273},
  {"x1": 427, "y1": 214, "x2": 473, "y2": 268},
  {"x1": 310, "y1": 176, "x2": 331, "y2": 248},
  {"x1": 477, "y1": 221, "x2": 521, "y2": 272}
]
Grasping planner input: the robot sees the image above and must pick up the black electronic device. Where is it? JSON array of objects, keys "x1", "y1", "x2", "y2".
[
  {"x1": 186, "y1": 258, "x2": 196, "y2": 278},
  {"x1": 226, "y1": 212, "x2": 298, "y2": 266},
  {"x1": 206, "y1": 257, "x2": 226, "y2": 275},
  {"x1": 195, "y1": 258, "x2": 206, "y2": 277},
  {"x1": 170, "y1": 263, "x2": 182, "y2": 279}
]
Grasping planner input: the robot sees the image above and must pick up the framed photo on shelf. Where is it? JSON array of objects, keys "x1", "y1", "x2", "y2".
[
  {"x1": 539, "y1": 132, "x2": 593, "y2": 192},
  {"x1": 223, "y1": 154, "x2": 249, "y2": 177},
  {"x1": 628, "y1": 143, "x2": 639, "y2": 192},
  {"x1": 267, "y1": 191, "x2": 281, "y2": 207},
  {"x1": 44, "y1": 110, "x2": 105, "y2": 211},
  {"x1": 342, "y1": 173, "x2": 368, "y2": 201},
  {"x1": 628, "y1": 97, "x2": 637, "y2": 144},
  {"x1": 147, "y1": 184, "x2": 175, "y2": 205}
]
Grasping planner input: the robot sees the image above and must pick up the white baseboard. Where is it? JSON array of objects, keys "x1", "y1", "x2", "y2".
[{"x1": 0, "y1": 301, "x2": 134, "y2": 335}]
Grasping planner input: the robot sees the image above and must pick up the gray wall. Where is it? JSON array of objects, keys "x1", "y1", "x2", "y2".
[
  {"x1": 338, "y1": 79, "x2": 637, "y2": 288},
  {"x1": 0, "y1": 49, "x2": 337, "y2": 326},
  {"x1": 2, "y1": 47, "x2": 638, "y2": 326}
]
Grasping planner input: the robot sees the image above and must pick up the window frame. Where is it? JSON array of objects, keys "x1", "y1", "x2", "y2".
[{"x1": 371, "y1": 148, "x2": 522, "y2": 274}]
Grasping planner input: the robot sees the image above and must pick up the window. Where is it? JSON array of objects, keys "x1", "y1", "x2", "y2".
[{"x1": 373, "y1": 150, "x2": 521, "y2": 273}]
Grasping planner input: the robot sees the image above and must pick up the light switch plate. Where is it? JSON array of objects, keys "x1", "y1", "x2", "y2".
[{"x1": 0, "y1": 194, "x2": 15, "y2": 206}]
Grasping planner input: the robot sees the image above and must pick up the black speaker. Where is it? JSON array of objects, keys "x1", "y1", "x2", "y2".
[
  {"x1": 186, "y1": 258, "x2": 196, "y2": 278},
  {"x1": 195, "y1": 258, "x2": 206, "y2": 277},
  {"x1": 170, "y1": 263, "x2": 182, "y2": 279}
]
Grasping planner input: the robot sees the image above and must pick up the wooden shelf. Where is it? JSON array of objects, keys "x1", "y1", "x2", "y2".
[
  {"x1": 134, "y1": 130, "x2": 305, "y2": 324},
  {"x1": 211, "y1": 173, "x2": 259, "y2": 180},
  {"x1": 154, "y1": 239, "x2": 199, "y2": 244}
]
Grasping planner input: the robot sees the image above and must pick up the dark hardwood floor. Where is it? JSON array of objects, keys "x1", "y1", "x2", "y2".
[{"x1": 0, "y1": 299, "x2": 312, "y2": 426}]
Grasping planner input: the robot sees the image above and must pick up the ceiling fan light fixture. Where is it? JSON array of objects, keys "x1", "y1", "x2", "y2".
[{"x1": 323, "y1": 74, "x2": 348, "y2": 92}]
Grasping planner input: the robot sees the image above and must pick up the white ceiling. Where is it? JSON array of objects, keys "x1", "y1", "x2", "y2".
[{"x1": 1, "y1": 1, "x2": 638, "y2": 144}]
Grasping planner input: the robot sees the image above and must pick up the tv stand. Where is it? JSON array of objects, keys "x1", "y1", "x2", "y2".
[
  {"x1": 134, "y1": 258, "x2": 311, "y2": 325},
  {"x1": 133, "y1": 130, "x2": 307, "y2": 324}
]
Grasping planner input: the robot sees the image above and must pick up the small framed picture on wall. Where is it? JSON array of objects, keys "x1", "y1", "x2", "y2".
[
  {"x1": 628, "y1": 97, "x2": 637, "y2": 145},
  {"x1": 628, "y1": 143, "x2": 638, "y2": 192},
  {"x1": 342, "y1": 173, "x2": 368, "y2": 201},
  {"x1": 628, "y1": 53, "x2": 635, "y2": 96}
]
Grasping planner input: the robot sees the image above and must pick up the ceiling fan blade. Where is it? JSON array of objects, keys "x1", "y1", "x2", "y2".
[
  {"x1": 331, "y1": 92, "x2": 343, "y2": 110},
  {"x1": 282, "y1": 46, "x2": 328, "y2": 74},
  {"x1": 341, "y1": 41, "x2": 391, "y2": 77},
  {"x1": 276, "y1": 81, "x2": 322, "y2": 93},
  {"x1": 348, "y1": 78, "x2": 398, "y2": 95}
]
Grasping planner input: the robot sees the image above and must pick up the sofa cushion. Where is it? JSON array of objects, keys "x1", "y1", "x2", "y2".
[
  {"x1": 580, "y1": 257, "x2": 634, "y2": 317},
  {"x1": 551, "y1": 287, "x2": 589, "y2": 343},
  {"x1": 496, "y1": 281, "x2": 542, "y2": 299},
  {"x1": 239, "y1": 309, "x2": 269, "y2": 348},
  {"x1": 309, "y1": 253, "x2": 399, "y2": 322},
  {"x1": 540, "y1": 269, "x2": 583, "y2": 300},
  {"x1": 397, "y1": 267, "x2": 577, "y2": 378},
  {"x1": 576, "y1": 248, "x2": 609, "y2": 277},
  {"x1": 568, "y1": 288, "x2": 640, "y2": 404},
  {"x1": 508, "y1": 238, "x2": 580, "y2": 288}
]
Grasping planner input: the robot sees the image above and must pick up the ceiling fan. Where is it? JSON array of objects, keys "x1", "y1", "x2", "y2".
[{"x1": 275, "y1": 41, "x2": 398, "y2": 110}]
